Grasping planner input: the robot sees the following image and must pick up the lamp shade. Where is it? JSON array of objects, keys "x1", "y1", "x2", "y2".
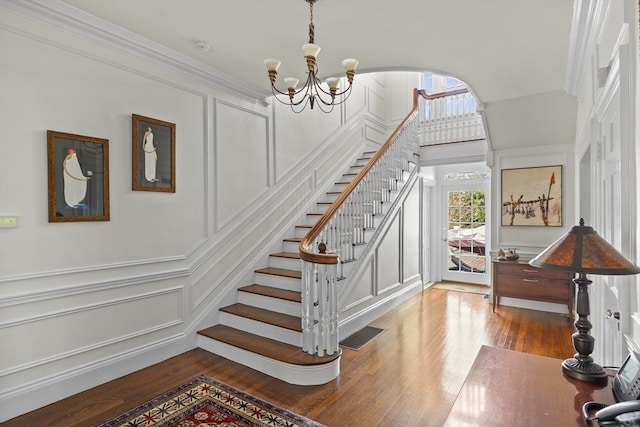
[
  {"x1": 264, "y1": 58, "x2": 281, "y2": 72},
  {"x1": 529, "y1": 218, "x2": 640, "y2": 275}
]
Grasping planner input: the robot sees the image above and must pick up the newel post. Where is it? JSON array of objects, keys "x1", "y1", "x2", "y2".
[{"x1": 301, "y1": 247, "x2": 339, "y2": 356}]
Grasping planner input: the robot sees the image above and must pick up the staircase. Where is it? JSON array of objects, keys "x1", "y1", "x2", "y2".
[
  {"x1": 198, "y1": 90, "x2": 425, "y2": 386},
  {"x1": 197, "y1": 152, "x2": 378, "y2": 385}
]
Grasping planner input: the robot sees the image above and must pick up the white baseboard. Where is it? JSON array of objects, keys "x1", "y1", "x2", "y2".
[{"x1": 0, "y1": 335, "x2": 189, "y2": 423}]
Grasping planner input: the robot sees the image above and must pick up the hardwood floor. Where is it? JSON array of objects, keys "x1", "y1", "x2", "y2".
[{"x1": 2, "y1": 286, "x2": 575, "y2": 427}]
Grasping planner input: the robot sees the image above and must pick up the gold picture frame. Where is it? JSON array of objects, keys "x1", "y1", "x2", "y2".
[
  {"x1": 47, "y1": 130, "x2": 110, "y2": 222},
  {"x1": 132, "y1": 114, "x2": 176, "y2": 192},
  {"x1": 501, "y1": 165, "x2": 562, "y2": 227}
]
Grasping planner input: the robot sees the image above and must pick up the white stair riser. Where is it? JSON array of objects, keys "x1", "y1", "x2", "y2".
[
  {"x1": 197, "y1": 336, "x2": 340, "y2": 385},
  {"x1": 283, "y1": 241, "x2": 301, "y2": 253},
  {"x1": 269, "y1": 256, "x2": 301, "y2": 271},
  {"x1": 255, "y1": 273, "x2": 301, "y2": 290},
  {"x1": 219, "y1": 312, "x2": 301, "y2": 346},
  {"x1": 238, "y1": 292, "x2": 301, "y2": 317},
  {"x1": 294, "y1": 227, "x2": 312, "y2": 239}
]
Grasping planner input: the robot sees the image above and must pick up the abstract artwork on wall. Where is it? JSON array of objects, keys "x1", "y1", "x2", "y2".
[{"x1": 501, "y1": 165, "x2": 562, "y2": 227}]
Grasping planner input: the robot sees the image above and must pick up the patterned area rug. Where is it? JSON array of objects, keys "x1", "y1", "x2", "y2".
[{"x1": 96, "y1": 375, "x2": 325, "y2": 427}]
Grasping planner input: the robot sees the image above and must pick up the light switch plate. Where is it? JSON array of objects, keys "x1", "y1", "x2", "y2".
[{"x1": 0, "y1": 216, "x2": 19, "y2": 227}]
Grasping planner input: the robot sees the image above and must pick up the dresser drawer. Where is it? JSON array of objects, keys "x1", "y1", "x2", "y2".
[
  {"x1": 494, "y1": 274, "x2": 570, "y2": 302},
  {"x1": 495, "y1": 262, "x2": 570, "y2": 280}
]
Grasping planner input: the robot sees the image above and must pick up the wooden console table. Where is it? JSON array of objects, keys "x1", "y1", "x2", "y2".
[
  {"x1": 493, "y1": 259, "x2": 574, "y2": 318},
  {"x1": 444, "y1": 346, "x2": 616, "y2": 426}
]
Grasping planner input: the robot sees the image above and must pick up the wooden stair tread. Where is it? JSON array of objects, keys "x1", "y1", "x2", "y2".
[
  {"x1": 255, "y1": 267, "x2": 301, "y2": 279},
  {"x1": 283, "y1": 237, "x2": 302, "y2": 243},
  {"x1": 220, "y1": 303, "x2": 301, "y2": 331},
  {"x1": 239, "y1": 284, "x2": 301, "y2": 303},
  {"x1": 198, "y1": 325, "x2": 340, "y2": 366}
]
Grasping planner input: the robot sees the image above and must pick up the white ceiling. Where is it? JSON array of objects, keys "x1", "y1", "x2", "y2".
[{"x1": 61, "y1": 0, "x2": 575, "y2": 105}]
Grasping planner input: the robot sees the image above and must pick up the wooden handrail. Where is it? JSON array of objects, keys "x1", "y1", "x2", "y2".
[
  {"x1": 299, "y1": 88, "x2": 427, "y2": 264},
  {"x1": 422, "y1": 88, "x2": 468, "y2": 100}
]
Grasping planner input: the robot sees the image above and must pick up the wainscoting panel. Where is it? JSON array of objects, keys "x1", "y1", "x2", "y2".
[
  {"x1": 376, "y1": 211, "x2": 402, "y2": 294},
  {"x1": 367, "y1": 85, "x2": 386, "y2": 123},
  {"x1": 340, "y1": 255, "x2": 376, "y2": 311},
  {"x1": 215, "y1": 100, "x2": 270, "y2": 230},
  {"x1": 0, "y1": 286, "x2": 183, "y2": 390},
  {"x1": 403, "y1": 180, "x2": 421, "y2": 281}
]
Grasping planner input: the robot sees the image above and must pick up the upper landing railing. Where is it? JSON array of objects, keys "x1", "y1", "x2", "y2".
[
  {"x1": 418, "y1": 88, "x2": 485, "y2": 145},
  {"x1": 298, "y1": 89, "x2": 426, "y2": 356}
]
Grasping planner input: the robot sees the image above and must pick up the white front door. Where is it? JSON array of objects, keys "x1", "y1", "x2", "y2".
[{"x1": 441, "y1": 177, "x2": 490, "y2": 286}]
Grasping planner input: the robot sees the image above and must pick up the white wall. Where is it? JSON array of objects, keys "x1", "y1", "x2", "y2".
[{"x1": 0, "y1": 4, "x2": 421, "y2": 421}]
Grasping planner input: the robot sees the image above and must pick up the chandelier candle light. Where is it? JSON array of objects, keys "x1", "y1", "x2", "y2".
[{"x1": 264, "y1": 0, "x2": 358, "y2": 113}]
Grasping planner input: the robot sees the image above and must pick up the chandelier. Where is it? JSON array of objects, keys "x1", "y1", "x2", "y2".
[{"x1": 264, "y1": 0, "x2": 358, "y2": 113}]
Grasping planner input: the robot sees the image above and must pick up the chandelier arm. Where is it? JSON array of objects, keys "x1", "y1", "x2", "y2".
[
  {"x1": 336, "y1": 84, "x2": 354, "y2": 102},
  {"x1": 289, "y1": 95, "x2": 312, "y2": 113},
  {"x1": 314, "y1": 80, "x2": 353, "y2": 98},
  {"x1": 312, "y1": 97, "x2": 336, "y2": 113},
  {"x1": 271, "y1": 93, "x2": 303, "y2": 106},
  {"x1": 269, "y1": 84, "x2": 291, "y2": 98},
  {"x1": 270, "y1": 71, "x2": 313, "y2": 105},
  {"x1": 270, "y1": 90, "x2": 312, "y2": 108},
  {"x1": 307, "y1": 89, "x2": 334, "y2": 107}
]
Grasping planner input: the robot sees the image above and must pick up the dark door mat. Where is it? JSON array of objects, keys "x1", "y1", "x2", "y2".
[{"x1": 339, "y1": 326, "x2": 384, "y2": 351}]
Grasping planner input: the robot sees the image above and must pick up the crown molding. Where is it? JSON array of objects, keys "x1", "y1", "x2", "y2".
[{"x1": 0, "y1": 0, "x2": 267, "y2": 103}]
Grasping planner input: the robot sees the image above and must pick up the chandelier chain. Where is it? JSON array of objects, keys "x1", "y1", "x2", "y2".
[{"x1": 308, "y1": 0, "x2": 315, "y2": 43}]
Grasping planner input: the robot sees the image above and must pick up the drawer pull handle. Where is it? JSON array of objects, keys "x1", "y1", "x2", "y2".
[
  {"x1": 522, "y1": 269, "x2": 539, "y2": 273},
  {"x1": 522, "y1": 279, "x2": 539, "y2": 283}
]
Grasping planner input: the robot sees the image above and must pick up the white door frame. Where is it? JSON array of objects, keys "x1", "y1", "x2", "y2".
[{"x1": 439, "y1": 165, "x2": 491, "y2": 286}]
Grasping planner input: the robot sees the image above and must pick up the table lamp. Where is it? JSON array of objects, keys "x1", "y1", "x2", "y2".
[{"x1": 529, "y1": 218, "x2": 640, "y2": 383}]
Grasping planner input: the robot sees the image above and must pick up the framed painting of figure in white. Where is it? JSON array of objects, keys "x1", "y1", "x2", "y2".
[
  {"x1": 132, "y1": 114, "x2": 175, "y2": 193},
  {"x1": 47, "y1": 130, "x2": 110, "y2": 222}
]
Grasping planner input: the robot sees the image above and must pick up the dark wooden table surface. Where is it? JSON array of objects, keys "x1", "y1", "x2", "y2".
[{"x1": 444, "y1": 345, "x2": 616, "y2": 426}]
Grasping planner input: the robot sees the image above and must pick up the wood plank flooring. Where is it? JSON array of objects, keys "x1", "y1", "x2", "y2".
[{"x1": 2, "y1": 286, "x2": 575, "y2": 427}]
